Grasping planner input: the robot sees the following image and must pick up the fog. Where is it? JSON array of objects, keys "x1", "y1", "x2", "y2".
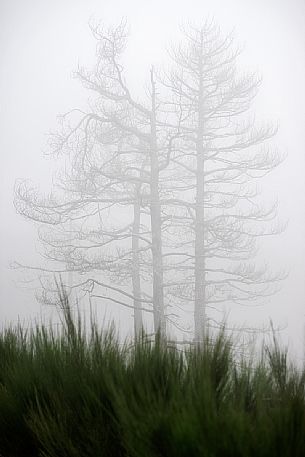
[{"x1": 1, "y1": 0, "x2": 305, "y2": 358}]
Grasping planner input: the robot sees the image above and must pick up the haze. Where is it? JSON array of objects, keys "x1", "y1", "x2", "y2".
[{"x1": 1, "y1": 0, "x2": 305, "y2": 358}]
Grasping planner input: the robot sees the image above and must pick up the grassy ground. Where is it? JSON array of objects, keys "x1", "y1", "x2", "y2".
[{"x1": 1, "y1": 294, "x2": 305, "y2": 456}]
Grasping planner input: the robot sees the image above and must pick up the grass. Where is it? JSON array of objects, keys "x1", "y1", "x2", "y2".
[{"x1": 0, "y1": 292, "x2": 305, "y2": 456}]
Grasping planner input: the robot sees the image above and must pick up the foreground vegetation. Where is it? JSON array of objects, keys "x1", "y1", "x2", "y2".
[{"x1": 1, "y1": 297, "x2": 305, "y2": 456}]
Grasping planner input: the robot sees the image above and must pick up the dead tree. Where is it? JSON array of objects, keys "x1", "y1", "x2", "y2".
[
  {"x1": 14, "y1": 20, "x2": 284, "y2": 343},
  {"x1": 14, "y1": 21, "x2": 175, "y2": 337},
  {"x1": 163, "y1": 21, "x2": 284, "y2": 343}
]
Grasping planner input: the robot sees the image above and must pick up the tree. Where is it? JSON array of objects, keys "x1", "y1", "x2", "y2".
[
  {"x1": 161, "y1": 21, "x2": 283, "y2": 342},
  {"x1": 15, "y1": 21, "x2": 176, "y2": 337},
  {"x1": 14, "y1": 20, "x2": 283, "y2": 343}
]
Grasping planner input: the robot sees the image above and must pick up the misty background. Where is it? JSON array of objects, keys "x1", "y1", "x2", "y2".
[{"x1": 1, "y1": 0, "x2": 305, "y2": 357}]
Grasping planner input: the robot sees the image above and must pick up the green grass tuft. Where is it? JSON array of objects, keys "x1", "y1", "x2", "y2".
[{"x1": 0, "y1": 295, "x2": 304, "y2": 456}]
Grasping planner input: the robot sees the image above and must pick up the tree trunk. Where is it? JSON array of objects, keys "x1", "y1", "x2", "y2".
[
  {"x1": 194, "y1": 32, "x2": 206, "y2": 344},
  {"x1": 132, "y1": 186, "x2": 143, "y2": 338},
  {"x1": 150, "y1": 67, "x2": 166, "y2": 337}
]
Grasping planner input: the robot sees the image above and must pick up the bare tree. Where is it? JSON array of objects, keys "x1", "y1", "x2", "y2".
[
  {"x1": 162, "y1": 21, "x2": 284, "y2": 343},
  {"x1": 14, "y1": 20, "x2": 284, "y2": 343},
  {"x1": 14, "y1": 21, "x2": 176, "y2": 337}
]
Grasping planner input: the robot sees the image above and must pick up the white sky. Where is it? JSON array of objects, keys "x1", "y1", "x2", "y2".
[{"x1": 1, "y1": 0, "x2": 305, "y2": 357}]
